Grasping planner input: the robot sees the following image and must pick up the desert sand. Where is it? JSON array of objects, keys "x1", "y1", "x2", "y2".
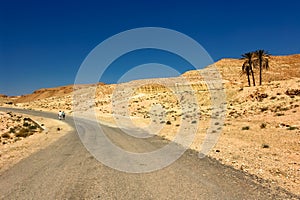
[
  {"x1": 0, "y1": 111, "x2": 73, "y2": 173},
  {"x1": 0, "y1": 54, "x2": 299, "y2": 195}
]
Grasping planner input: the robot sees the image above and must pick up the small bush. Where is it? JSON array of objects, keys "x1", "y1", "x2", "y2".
[
  {"x1": 57, "y1": 127, "x2": 61, "y2": 131},
  {"x1": 260, "y1": 107, "x2": 268, "y2": 112},
  {"x1": 23, "y1": 122, "x2": 30, "y2": 127},
  {"x1": 166, "y1": 121, "x2": 171, "y2": 125},
  {"x1": 29, "y1": 125, "x2": 37, "y2": 130},
  {"x1": 242, "y1": 126, "x2": 250, "y2": 130},
  {"x1": 9, "y1": 128, "x2": 16, "y2": 133},
  {"x1": 262, "y1": 144, "x2": 269, "y2": 148},
  {"x1": 260, "y1": 123, "x2": 267, "y2": 129},
  {"x1": 15, "y1": 128, "x2": 31, "y2": 138},
  {"x1": 1, "y1": 132, "x2": 10, "y2": 138},
  {"x1": 287, "y1": 126, "x2": 298, "y2": 130},
  {"x1": 280, "y1": 107, "x2": 289, "y2": 111}
]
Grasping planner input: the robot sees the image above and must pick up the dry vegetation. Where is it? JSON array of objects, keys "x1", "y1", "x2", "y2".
[{"x1": 0, "y1": 112, "x2": 44, "y2": 144}]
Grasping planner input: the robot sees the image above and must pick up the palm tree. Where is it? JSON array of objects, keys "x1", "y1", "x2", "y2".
[
  {"x1": 254, "y1": 50, "x2": 270, "y2": 85},
  {"x1": 242, "y1": 62, "x2": 251, "y2": 86},
  {"x1": 241, "y1": 52, "x2": 256, "y2": 86}
]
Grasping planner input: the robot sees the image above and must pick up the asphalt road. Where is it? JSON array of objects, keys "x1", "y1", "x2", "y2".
[{"x1": 0, "y1": 107, "x2": 297, "y2": 199}]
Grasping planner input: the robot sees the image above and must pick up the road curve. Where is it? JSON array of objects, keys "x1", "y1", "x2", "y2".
[{"x1": 0, "y1": 107, "x2": 297, "y2": 199}]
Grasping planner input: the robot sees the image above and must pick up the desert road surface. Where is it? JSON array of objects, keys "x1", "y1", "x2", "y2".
[{"x1": 0, "y1": 107, "x2": 297, "y2": 200}]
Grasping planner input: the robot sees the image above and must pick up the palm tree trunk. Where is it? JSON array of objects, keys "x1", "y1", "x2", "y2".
[
  {"x1": 251, "y1": 69, "x2": 256, "y2": 86},
  {"x1": 259, "y1": 59, "x2": 262, "y2": 85},
  {"x1": 247, "y1": 73, "x2": 251, "y2": 86},
  {"x1": 249, "y1": 61, "x2": 256, "y2": 86}
]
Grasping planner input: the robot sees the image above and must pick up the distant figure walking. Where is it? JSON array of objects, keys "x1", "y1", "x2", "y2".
[
  {"x1": 62, "y1": 111, "x2": 65, "y2": 120},
  {"x1": 58, "y1": 111, "x2": 62, "y2": 120}
]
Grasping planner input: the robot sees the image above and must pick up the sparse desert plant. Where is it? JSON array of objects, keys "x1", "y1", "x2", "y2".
[
  {"x1": 1, "y1": 132, "x2": 10, "y2": 138},
  {"x1": 242, "y1": 126, "x2": 250, "y2": 130},
  {"x1": 29, "y1": 125, "x2": 37, "y2": 130},
  {"x1": 286, "y1": 89, "x2": 300, "y2": 96},
  {"x1": 260, "y1": 107, "x2": 268, "y2": 112},
  {"x1": 260, "y1": 123, "x2": 267, "y2": 129},
  {"x1": 23, "y1": 122, "x2": 30, "y2": 127},
  {"x1": 166, "y1": 121, "x2": 171, "y2": 125},
  {"x1": 275, "y1": 113, "x2": 284, "y2": 116},
  {"x1": 262, "y1": 144, "x2": 270, "y2": 148},
  {"x1": 287, "y1": 126, "x2": 298, "y2": 130},
  {"x1": 15, "y1": 128, "x2": 31, "y2": 138},
  {"x1": 9, "y1": 127, "x2": 16, "y2": 133},
  {"x1": 280, "y1": 107, "x2": 289, "y2": 111}
]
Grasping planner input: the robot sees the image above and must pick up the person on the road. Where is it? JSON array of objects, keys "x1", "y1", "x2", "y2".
[
  {"x1": 58, "y1": 111, "x2": 62, "y2": 120},
  {"x1": 62, "y1": 111, "x2": 65, "y2": 120}
]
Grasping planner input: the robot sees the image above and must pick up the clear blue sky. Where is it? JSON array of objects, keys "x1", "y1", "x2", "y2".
[{"x1": 1, "y1": 0, "x2": 300, "y2": 96}]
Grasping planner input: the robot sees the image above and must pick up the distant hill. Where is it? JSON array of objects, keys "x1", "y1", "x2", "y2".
[
  {"x1": 182, "y1": 54, "x2": 300, "y2": 85},
  {"x1": 13, "y1": 83, "x2": 106, "y2": 103},
  {"x1": 4, "y1": 54, "x2": 300, "y2": 104}
]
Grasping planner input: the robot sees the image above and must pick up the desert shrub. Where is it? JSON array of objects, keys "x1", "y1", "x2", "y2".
[
  {"x1": 260, "y1": 107, "x2": 268, "y2": 112},
  {"x1": 242, "y1": 126, "x2": 250, "y2": 130},
  {"x1": 29, "y1": 125, "x2": 37, "y2": 130},
  {"x1": 260, "y1": 123, "x2": 267, "y2": 129},
  {"x1": 275, "y1": 113, "x2": 284, "y2": 116},
  {"x1": 15, "y1": 128, "x2": 31, "y2": 138},
  {"x1": 262, "y1": 144, "x2": 269, "y2": 148},
  {"x1": 1, "y1": 132, "x2": 10, "y2": 138},
  {"x1": 23, "y1": 122, "x2": 29, "y2": 127},
  {"x1": 57, "y1": 127, "x2": 61, "y2": 131},
  {"x1": 280, "y1": 107, "x2": 289, "y2": 111},
  {"x1": 287, "y1": 126, "x2": 298, "y2": 130},
  {"x1": 166, "y1": 121, "x2": 171, "y2": 125},
  {"x1": 9, "y1": 128, "x2": 16, "y2": 133},
  {"x1": 286, "y1": 89, "x2": 300, "y2": 96}
]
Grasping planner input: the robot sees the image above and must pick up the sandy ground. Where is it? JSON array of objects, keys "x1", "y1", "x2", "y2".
[{"x1": 0, "y1": 112, "x2": 73, "y2": 173}]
